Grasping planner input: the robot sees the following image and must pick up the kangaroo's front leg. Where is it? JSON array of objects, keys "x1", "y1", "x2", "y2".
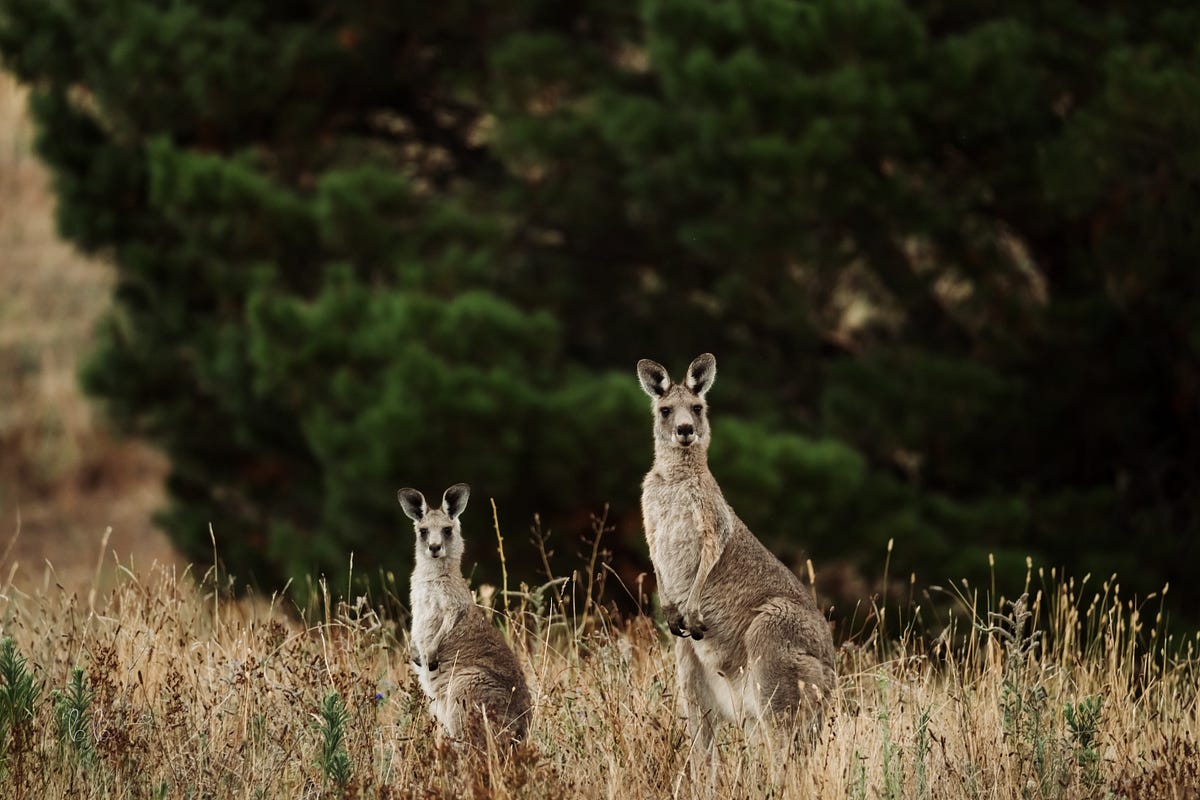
[
  {"x1": 661, "y1": 597, "x2": 689, "y2": 638},
  {"x1": 425, "y1": 607, "x2": 465, "y2": 671},
  {"x1": 682, "y1": 506, "x2": 728, "y2": 639},
  {"x1": 681, "y1": 539, "x2": 717, "y2": 639},
  {"x1": 647, "y1": 511, "x2": 688, "y2": 637}
]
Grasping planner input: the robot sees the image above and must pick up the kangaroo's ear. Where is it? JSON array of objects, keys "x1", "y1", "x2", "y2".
[
  {"x1": 637, "y1": 359, "x2": 671, "y2": 398},
  {"x1": 397, "y1": 489, "x2": 427, "y2": 522},
  {"x1": 442, "y1": 483, "x2": 470, "y2": 520},
  {"x1": 684, "y1": 353, "x2": 716, "y2": 397}
]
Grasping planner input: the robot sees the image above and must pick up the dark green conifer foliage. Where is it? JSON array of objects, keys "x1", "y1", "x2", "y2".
[{"x1": 2, "y1": 1, "x2": 1197, "y2": 617}]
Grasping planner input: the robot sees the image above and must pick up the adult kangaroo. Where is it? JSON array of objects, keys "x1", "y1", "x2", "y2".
[{"x1": 637, "y1": 353, "x2": 835, "y2": 747}]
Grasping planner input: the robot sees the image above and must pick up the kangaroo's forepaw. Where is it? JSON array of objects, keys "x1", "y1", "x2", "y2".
[
  {"x1": 683, "y1": 609, "x2": 708, "y2": 639},
  {"x1": 663, "y1": 603, "x2": 689, "y2": 638}
]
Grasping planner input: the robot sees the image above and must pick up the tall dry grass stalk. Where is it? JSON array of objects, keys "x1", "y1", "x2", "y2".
[{"x1": 0, "y1": 537, "x2": 1194, "y2": 799}]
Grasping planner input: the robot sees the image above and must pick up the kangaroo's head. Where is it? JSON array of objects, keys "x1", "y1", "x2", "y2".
[
  {"x1": 397, "y1": 483, "x2": 470, "y2": 564},
  {"x1": 637, "y1": 353, "x2": 717, "y2": 453}
]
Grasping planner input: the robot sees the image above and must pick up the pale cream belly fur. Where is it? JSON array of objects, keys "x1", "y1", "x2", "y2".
[{"x1": 687, "y1": 638, "x2": 764, "y2": 726}]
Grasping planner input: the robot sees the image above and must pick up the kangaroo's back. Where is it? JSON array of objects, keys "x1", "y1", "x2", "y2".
[
  {"x1": 435, "y1": 610, "x2": 533, "y2": 739},
  {"x1": 686, "y1": 512, "x2": 835, "y2": 680}
]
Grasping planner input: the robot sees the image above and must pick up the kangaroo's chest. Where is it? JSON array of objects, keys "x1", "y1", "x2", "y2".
[
  {"x1": 409, "y1": 577, "x2": 467, "y2": 646},
  {"x1": 642, "y1": 476, "x2": 714, "y2": 596}
]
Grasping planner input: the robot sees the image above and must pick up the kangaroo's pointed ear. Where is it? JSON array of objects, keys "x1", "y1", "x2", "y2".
[
  {"x1": 684, "y1": 353, "x2": 717, "y2": 396},
  {"x1": 397, "y1": 489, "x2": 427, "y2": 522},
  {"x1": 637, "y1": 359, "x2": 672, "y2": 398},
  {"x1": 442, "y1": 483, "x2": 470, "y2": 520}
]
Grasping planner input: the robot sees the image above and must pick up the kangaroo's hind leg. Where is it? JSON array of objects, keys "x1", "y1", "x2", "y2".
[
  {"x1": 674, "y1": 639, "x2": 725, "y2": 794},
  {"x1": 744, "y1": 601, "x2": 836, "y2": 746},
  {"x1": 675, "y1": 639, "x2": 721, "y2": 750}
]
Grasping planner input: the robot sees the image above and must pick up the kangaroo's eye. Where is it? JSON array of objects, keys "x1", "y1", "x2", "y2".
[
  {"x1": 692, "y1": 405, "x2": 703, "y2": 415},
  {"x1": 442, "y1": 527, "x2": 452, "y2": 536},
  {"x1": 418, "y1": 527, "x2": 428, "y2": 540},
  {"x1": 659, "y1": 407, "x2": 671, "y2": 418}
]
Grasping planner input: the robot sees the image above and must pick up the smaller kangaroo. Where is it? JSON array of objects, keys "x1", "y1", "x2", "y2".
[
  {"x1": 399, "y1": 483, "x2": 532, "y2": 745},
  {"x1": 638, "y1": 354, "x2": 836, "y2": 746}
]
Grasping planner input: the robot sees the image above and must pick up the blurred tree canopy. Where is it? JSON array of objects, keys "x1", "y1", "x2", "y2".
[{"x1": 1, "y1": 1, "x2": 1197, "y2": 619}]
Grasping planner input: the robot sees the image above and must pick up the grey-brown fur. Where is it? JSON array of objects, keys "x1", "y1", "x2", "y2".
[
  {"x1": 399, "y1": 483, "x2": 532, "y2": 745},
  {"x1": 637, "y1": 354, "x2": 836, "y2": 745}
]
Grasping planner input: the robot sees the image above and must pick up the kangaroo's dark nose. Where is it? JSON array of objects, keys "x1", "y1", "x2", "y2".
[
  {"x1": 676, "y1": 423, "x2": 694, "y2": 437},
  {"x1": 429, "y1": 543, "x2": 442, "y2": 556}
]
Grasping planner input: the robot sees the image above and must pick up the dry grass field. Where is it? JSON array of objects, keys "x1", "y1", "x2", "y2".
[{"x1": 0, "y1": 541, "x2": 1195, "y2": 799}]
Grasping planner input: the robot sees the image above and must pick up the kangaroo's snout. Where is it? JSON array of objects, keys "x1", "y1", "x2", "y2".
[
  {"x1": 675, "y1": 423, "x2": 696, "y2": 445},
  {"x1": 672, "y1": 419, "x2": 700, "y2": 443},
  {"x1": 428, "y1": 542, "x2": 443, "y2": 557}
]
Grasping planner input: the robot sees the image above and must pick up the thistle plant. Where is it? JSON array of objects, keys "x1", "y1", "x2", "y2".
[
  {"x1": 1064, "y1": 695, "x2": 1103, "y2": 786},
  {"x1": 0, "y1": 636, "x2": 43, "y2": 774},
  {"x1": 315, "y1": 692, "x2": 351, "y2": 790},
  {"x1": 52, "y1": 667, "x2": 95, "y2": 766}
]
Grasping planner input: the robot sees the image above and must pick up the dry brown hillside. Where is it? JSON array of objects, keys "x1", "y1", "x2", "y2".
[{"x1": 0, "y1": 73, "x2": 178, "y2": 595}]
